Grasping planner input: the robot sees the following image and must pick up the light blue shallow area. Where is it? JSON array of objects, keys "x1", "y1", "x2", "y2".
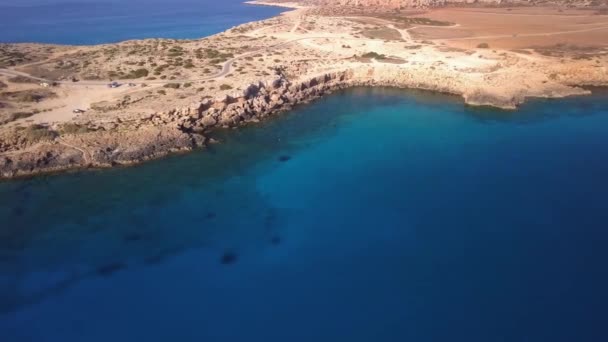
[
  {"x1": 0, "y1": 0, "x2": 285, "y2": 44},
  {"x1": 1, "y1": 88, "x2": 608, "y2": 341}
]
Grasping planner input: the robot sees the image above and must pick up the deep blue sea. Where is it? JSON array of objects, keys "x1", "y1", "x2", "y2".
[
  {"x1": 1, "y1": 87, "x2": 608, "y2": 341},
  {"x1": 0, "y1": 0, "x2": 286, "y2": 44}
]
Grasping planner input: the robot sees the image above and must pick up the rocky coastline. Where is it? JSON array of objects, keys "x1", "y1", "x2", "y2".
[{"x1": 1, "y1": 64, "x2": 602, "y2": 179}]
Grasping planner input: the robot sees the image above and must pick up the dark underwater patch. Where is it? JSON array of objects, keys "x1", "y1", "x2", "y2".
[
  {"x1": 220, "y1": 251, "x2": 237, "y2": 265},
  {"x1": 143, "y1": 248, "x2": 176, "y2": 265},
  {"x1": 264, "y1": 212, "x2": 277, "y2": 228},
  {"x1": 270, "y1": 235, "x2": 282, "y2": 245},
  {"x1": 96, "y1": 262, "x2": 126, "y2": 277},
  {"x1": 123, "y1": 232, "x2": 143, "y2": 242},
  {"x1": 144, "y1": 253, "x2": 166, "y2": 265},
  {"x1": 278, "y1": 155, "x2": 291, "y2": 162},
  {"x1": 11, "y1": 206, "x2": 25, "y2": 218}
]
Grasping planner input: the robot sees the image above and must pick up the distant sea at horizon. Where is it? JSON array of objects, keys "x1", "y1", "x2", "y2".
[{"x1": 0, "y1": 0, "x2": 286, "y2": 45}]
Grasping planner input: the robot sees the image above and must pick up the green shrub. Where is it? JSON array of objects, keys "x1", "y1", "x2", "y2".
[
  {"x1": 7, "y1": 76, "x2": 35, "y2": 84},
  {"x1": 24, "y1": 124, "x2": 57, "y2": 142},
  {"x1": 17, "y1": 93, "x2": 43, "y2": 102},
  {"x1": 167, "y1": 46, "x2": 185, "y2": 57},
  {"x1": 124, "y1": 68, "x2": 149, "y2": 79},
  {"x1": 163, "y1": 83, "x2": 181, "y2": 89},
  {"x1": 0, "y1": 111, "x2": 34, "y2": 124},
  {"x1": 361, "y1": 52, "x2": 386, "y2": 59},
  {"x1": 60, "y1": 123, "x2": 91, "y2": 135}
]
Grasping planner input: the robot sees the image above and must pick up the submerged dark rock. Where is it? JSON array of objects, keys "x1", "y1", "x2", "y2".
[
  {"x1": 144, "y1": 252, "x2": 167, "y2": 265},
  {"x1": 278, "y1": 155, "x2": 291, "y2": 162},
  {"x1": 144, "y1": 248, "x2": 179, "y2": 265},
  {"x1": 270, "y1": 235, "x2": 282, "y2": 245},
  {"x1": 220, "y1": 251, "x2": 237, "y2": 265},
  {"x1": 264, "y1": 216, "x2": 277, "y2": 230},
  {"x1": 123, "y1": 232, "x2": 143, "y2": 242},
  {"x1": 96, "y1": 262, "x2": 126, "y2": 277},
  {"x1": 12, "y1": 206, "x2": 25, "y2": 218}
]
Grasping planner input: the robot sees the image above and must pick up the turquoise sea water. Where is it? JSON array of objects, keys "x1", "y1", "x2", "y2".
[
  {"x1": 0, "y1": 0, "x2": 285, "y2": 44},
  {"x1": 1, "y1": 87, "x2": 608, "y2": 341}
]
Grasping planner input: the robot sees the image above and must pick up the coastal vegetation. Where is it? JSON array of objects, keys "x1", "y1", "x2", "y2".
[
  {"x1": 0, "y1": 47, "x2": 28, "y2": 67},
  {"x1": 361, "y1": 28, "x2": 402, "y2": 40},
  {"x1": 164, "y1": 83, "x2": 181, "y2": 89},
  {"x1": 123, "y1": 68, "x2": 150, "y2": 79},
  {"x1": 59, "y1": 123, "x2": 93, "y2": 135},
  {"x1": 0, "y1": 89, "x2": 56, "y2": 103},
  {"x1": 361, "y1": 52, "x2": 387, "y2": 59},
  {"x1": 22, "y1": 124, "x2": 57, "y2": 143},
  {"x1": 0, "y1": 111, "x2": 34, "y2": 125},
  {"x1": 7, "y1": 76, "x2": 36, "y2": 84},
  {"x1": 400, "y1": 17, "x2": 454, "y2": 26}
]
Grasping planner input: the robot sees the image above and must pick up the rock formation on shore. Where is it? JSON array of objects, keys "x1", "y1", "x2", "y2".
[{"x1": 2, "y1": 60, "x2": 600, "y2": 178}]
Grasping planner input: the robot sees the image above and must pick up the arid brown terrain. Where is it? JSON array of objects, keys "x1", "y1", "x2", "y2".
[
  {"x1": 1, "y1": 1, "x2": 607, "y2": 178},
  {"x1": 267, "y1": 0, "x2": 608, "y2": 8}
]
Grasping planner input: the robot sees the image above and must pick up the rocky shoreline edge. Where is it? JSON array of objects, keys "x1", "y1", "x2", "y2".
[{"x1": 0, "y1": 65, "x2": 599, "y2": 179}]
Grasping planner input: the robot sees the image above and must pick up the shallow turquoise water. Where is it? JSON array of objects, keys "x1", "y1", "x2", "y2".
[
  {"x1": 0, "y1": 0, "x2": 285, "y2": 44},
  {"x1": 1, "y1": 88, "x2": 608, "y2": 341}
]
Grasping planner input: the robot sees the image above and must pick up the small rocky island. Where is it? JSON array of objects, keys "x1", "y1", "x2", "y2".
[{"x1": 1, "y1": 0, "x2": 607, "y2": 178}]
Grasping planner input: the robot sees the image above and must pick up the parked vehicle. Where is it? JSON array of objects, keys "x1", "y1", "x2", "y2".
[
  {"x1": 73, "y1": 109, "x2": 85, "y2": 114},
  {"x1": 108, "y1": 81, "x2": 120, "y2": 88}
]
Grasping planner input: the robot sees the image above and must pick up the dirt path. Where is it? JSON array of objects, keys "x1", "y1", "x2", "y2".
[
  {"x1": 388, "y1": 24, "x2": 412, "y2": 41},
  {"x1": 57, "y1": 138, "x2": 91, "y2": 165},
  {"x1": 291, "y1": 16, "x2": 302, "y2": 33}
]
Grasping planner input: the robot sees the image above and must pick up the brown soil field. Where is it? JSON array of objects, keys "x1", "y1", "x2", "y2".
[{"x1": 409, "y1": 7, "x2": 608, "y2": 49}]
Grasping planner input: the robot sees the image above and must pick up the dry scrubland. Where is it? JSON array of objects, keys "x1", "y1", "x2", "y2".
[{"x1": 0, "y1": 2, "x2": 607, "y2": 177}]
